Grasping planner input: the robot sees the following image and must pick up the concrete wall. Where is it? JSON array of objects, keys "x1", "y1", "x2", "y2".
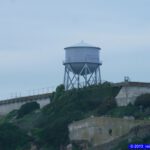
[
  {"x1": 69, "y1": 117, "x2": 150, "y2": 147},
  {"x1": 115, "y1": 86, "x2": 150, "y2": 106},
  {"x1": 0, "y1": 94, "x2": 51, "y2": 115}
]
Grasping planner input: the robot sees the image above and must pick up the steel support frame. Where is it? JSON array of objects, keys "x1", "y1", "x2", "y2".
[{"x1": 64, "y1": 63, "x2": 101, "y2": 90}]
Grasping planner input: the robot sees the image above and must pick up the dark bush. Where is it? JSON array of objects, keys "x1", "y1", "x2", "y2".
[
  {"x1": 0, "y1": 123, "x2": 30, "y2": 150},
  {"x1": 54, "y1": 84, "x2": 65, "y2": 100},
  {"x1": 107, "y1": 105, "x2": 139, "y2": 118},
  {"x1": 135, "y1": 94, "x2": 150, "y2": 108},
  {"x1": 97, "y1": 97, "x2": 117, "y2": 115},
  {"x1": 17, "y1": 102, "x2": 40, "y2": 118}
]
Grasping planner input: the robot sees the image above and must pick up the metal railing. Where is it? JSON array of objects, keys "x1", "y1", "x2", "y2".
[{"x1": 0, "y1": 86, "x2": 56, "y2": 101}]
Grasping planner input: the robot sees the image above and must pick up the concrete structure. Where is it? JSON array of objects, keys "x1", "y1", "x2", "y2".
[
  {"x1": 69, "y1": 117, "x2": 150, "y2": 147},
  {"x1": 1, "y1": 80, "x2": 150, "y2": 114},
  {"x1": 63, "y1": 41, "x2": 102, "y2": 90},
  {"x1": 0, "y1": 93, "x2": 51, "y2": 115},
  {"x1": 115, "y1": 82, "x2": 150, "y2": 106}
]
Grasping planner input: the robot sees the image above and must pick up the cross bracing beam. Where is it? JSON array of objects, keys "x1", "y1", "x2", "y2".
[{"x1": 63, "y1": 63, "x2": 102, "y2": 90}]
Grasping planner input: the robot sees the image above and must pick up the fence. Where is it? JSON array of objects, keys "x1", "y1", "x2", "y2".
[{"x1": 0, "y1": 86, "x2": 56, "y2": 101}]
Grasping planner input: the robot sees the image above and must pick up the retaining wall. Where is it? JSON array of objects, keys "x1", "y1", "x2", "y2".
[{"x1": 0, "y1": 93, "x2": 51, "y2": 115}]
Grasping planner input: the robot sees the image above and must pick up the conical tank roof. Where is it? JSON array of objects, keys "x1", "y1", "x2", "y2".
[{"x1": 65, "y1": 41, "x2": 101, "y2": 50}]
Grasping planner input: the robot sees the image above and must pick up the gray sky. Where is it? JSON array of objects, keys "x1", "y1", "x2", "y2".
[{"x1": 0, "y1": 0, "x2": 150, "y2": 99}]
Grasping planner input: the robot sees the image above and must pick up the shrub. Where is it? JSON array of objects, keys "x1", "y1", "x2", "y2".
[
  {"x1": 17, "y1": 102, "x2": 40, "y2": 118},
  {"x1": 107, "y1": 105, "x2": 140, "y2": 117},
  {"x1": 54, "y1": 84, "x2": 65, "y2": 100},
  {"x1": 135, "y1": 94, "x2": 150, "y2": 108},
  {"x1": 0, "y1": 123, "x2": 30, "y2": 150},
  {"x1": 96, "y1": 97, "x2": 117, "y2": 115}
]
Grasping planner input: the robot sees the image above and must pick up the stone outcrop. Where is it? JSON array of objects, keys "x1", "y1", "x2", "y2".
[
  {"x1": 92, "y1": 124, "x2": 150, "y2": 150},
  {"x1": 69, "y1": 117, "x2": 150, "y2": 149}
]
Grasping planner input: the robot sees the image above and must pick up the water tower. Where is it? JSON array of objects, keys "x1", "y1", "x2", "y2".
[{"x1": 63, "y1": 41, "x2": 102, "y2": 90}]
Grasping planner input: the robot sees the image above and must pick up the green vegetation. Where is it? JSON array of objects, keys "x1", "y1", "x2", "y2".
[
  {"x1": 135, "y1": 94, "x2": 150, "y2": 108},
  {"x1": 0, "y1": 123, "x2": 30, "y2": 150},
  {"x1": 17, "y1": 101, "x2": 40, "y2": 118},
  {"x1": 107, "y1": 105, "x2": 139, "y2": 117},
  {"x1": 107, "y1": 104, "x2": 150, "y2": 119},
  {"x1": 0, "y1": 83, "x2": 150, "y2": 150}
]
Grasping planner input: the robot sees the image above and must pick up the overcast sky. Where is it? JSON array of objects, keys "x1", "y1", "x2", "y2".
[{"x1": 0, "y1": 0, "x2": 150, "y2": 99}]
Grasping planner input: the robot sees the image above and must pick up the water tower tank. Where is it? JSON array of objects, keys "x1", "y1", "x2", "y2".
[{"x1": 63, "y1": 41, "x2": 102, "y2": 90}]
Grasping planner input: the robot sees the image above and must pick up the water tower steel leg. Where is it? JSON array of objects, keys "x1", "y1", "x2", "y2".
[
  {"x1": 65, "y1": 65, "x2": 73, "y2": 90},
  {"x1": 91, "y1": 76, "x2": 95, "y2": 85},
  {"x1": 64, "y1": 66, "x2": 67, "y2": 87},
  {"x1": 96, "y1": 65, "x2": 101, "y2": 84},
  {"x1": 68, "y1": 64, "x2": 79, "y2": 89},
  {"x1": 64, "y1": 66, "x2": 67, "y2": 90},
  {"x1": 85, "y1": 64, "x2": 91, "y2": 86},
  {"x1": 99, "y1": 66, "x2": 102, "y2": 84},
  {"x1": 68, "y1": 71, "x2": 74, "y2": 89},
  {"x1": 68, "y1": 73, "x2": 76, "y2": 89},
  {"x1": 85, "y1": 67, "x2": 87, "y2": 87},
  {"x1": 64, "y1": 64, "x2": 69, "y2": 90},
  {"x1": 66, "y1": 67, "x2": 69, "y2": 90},
  {"x1": 79, "y1": 64, "x2": 86, "y2": 87},
  {"x1": 68, "y1": 64, "x2": 79, "y2": 82},
  {"x1": 95, "y1": 70, "x2": 97, "y2": 85},
  {"x1": 87, "y1": 72, "x2": 93, "y2": 85},
  {"x1": 97, "y1": 65, "x2": 101, "y2": 84},
  {"x1": 78, "y1": 75, "x2": 80, "y2": 88},
  {"x1": 86, "y1": 64, "x2": 94, "y2": 85}
]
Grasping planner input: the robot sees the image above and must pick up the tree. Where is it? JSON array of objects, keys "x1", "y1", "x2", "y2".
[
  {"x1": 0, "y1": 123, "x2": 30, "y2": 150},
  {"x1": 17, "y1": 102, "x2": 40, "y2": 118},
  {"x1": 135, "y1": 94, "x2": 150, "y2": 108}
]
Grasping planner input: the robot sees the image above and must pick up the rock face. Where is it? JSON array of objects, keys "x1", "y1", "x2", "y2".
[
  {"x1": 93, "y1": 125, "x2": 150, "y2": 150},
  {"x1": 30, "y1": 145, "x2": 37, "y2": 150},
  {"x1": 115, "y1": 82, "x2": 150, "y2": 106},
  {"x1": 68, "y1": 117, "x2": 150, "y2": 148}
]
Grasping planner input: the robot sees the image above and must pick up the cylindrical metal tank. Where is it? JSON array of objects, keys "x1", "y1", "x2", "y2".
[{"x1": 64, "y1": 41, "x2": 101, "y2": 75}]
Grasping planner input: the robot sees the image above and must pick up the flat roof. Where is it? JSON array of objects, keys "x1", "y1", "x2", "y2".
[{"x1": 113, "y1": 82, "x2": 150, "y2": 87}]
